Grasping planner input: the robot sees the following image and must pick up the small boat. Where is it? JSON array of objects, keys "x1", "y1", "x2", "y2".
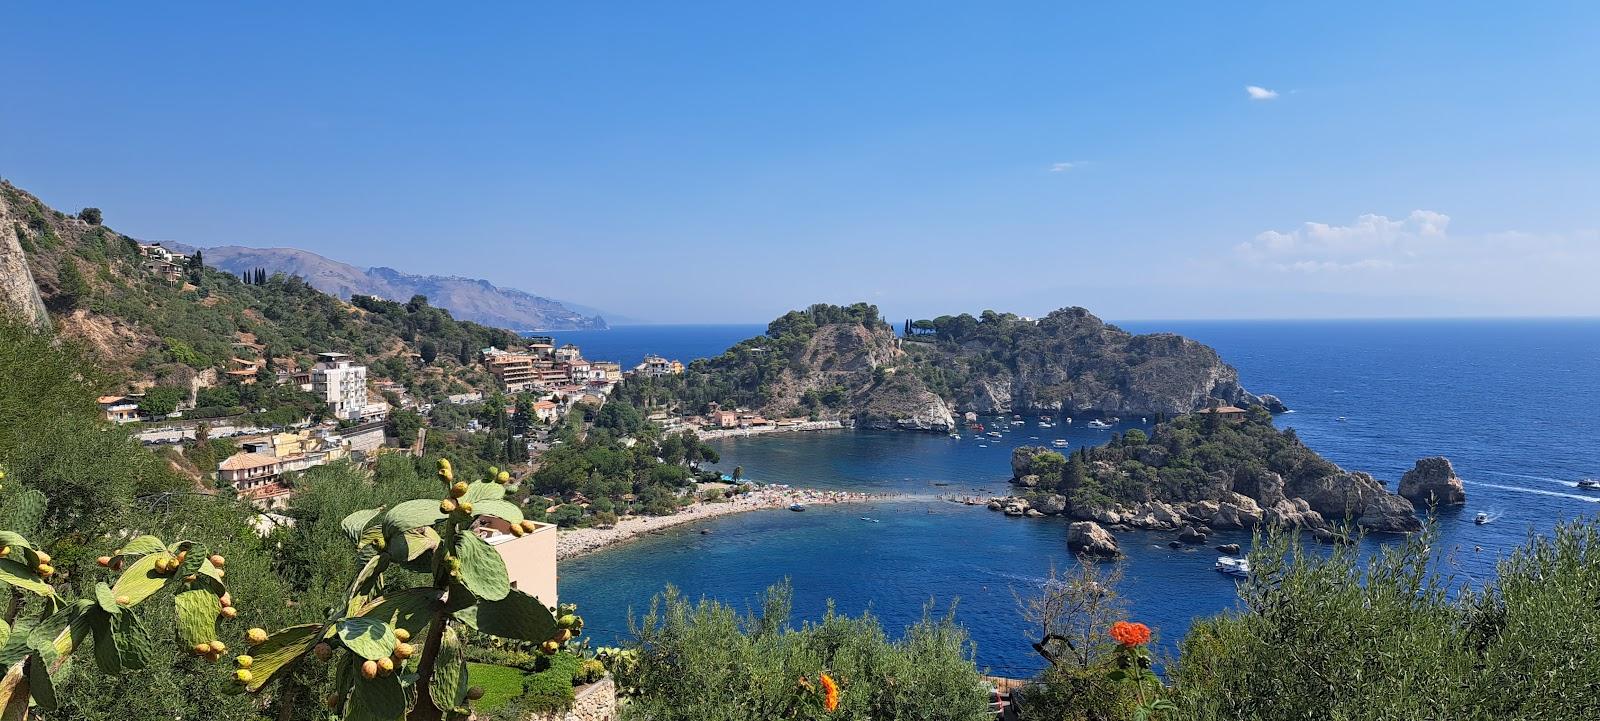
[
  {"x1": 1336, "y1": 416, "x2": 1348, "y2": 422},
  {"x1": 949, "y1": 432, "x2": 961, "y2": 439},
  {"x1": 1577, "y1": 479, "x2": 1600, "y2": 490},
  {"x1": 1051, "y1": 439, "x2": 1069, "y2": 448},
  {"x1": 1086, "y1": 419, "x2": 1113, "y2": 430},
  {"x1": 1474, "y1": 512, "x2": 1490, "y2": 525},
  {"x1": 1215, "y1": 556, "x2": 1251, "y2": 577},
  {"x1": 789, "y1": 504, "x2": 806, "y2": 512},
  {"x1": 859, "y1": 517, "x2": 880, "y2": 523},
  {"x1": 1038, "y1": 421, "x2": 1053, "y2": 428},
  {"x1": 978, "y1": 444, "x2": 988, "y2": 448},
  {"x1": 986, "y1": 431, "x2": 1003, "y2": 439},
  {"x1": 1011, "y1": 420, "x2": 1024, "y2": 426}
]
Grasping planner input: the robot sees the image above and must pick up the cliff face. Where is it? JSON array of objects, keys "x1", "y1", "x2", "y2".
[
  {"x1": 763, "y1": 322, "x2": 955, "y2": 431},
  {"x1": 0, "y1": 185, "x2": 53, "y2": 329}
]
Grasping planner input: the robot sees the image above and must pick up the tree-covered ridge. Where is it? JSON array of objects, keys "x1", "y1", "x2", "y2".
[
  {"x1": 2, "y1": 180, "x2": 516, "y2": 400},
  {"x1": 611, "y1": 302, "x2": 889, "y2": 414}
]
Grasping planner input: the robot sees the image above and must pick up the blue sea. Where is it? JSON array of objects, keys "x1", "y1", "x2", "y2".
[{"x1": 560, "y1": 319, "x2": 1600, "y2": 677}]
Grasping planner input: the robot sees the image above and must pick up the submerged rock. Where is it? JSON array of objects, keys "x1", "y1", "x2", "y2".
[{"x1": 1398, "y1": 457, "x2": 1467, "y2": 507}]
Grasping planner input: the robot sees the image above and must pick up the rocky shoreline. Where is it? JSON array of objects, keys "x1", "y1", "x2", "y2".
[{"x1": 557, "y1": 486, "x2": 885, "y2": 560}]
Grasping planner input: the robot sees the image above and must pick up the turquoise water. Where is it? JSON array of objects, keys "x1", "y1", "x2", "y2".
[{"x1": 560, "y1": 319, "x2": 1600, "y2": 675}]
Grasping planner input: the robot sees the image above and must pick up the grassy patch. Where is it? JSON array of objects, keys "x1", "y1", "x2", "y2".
[{"x1": 466, "y1": 662, "x2": 528, "y2": 712}]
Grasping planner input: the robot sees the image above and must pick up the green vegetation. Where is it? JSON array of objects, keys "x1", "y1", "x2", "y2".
[
  {"x1": 612, "y1": 302, "x2": 887, "y2": 415},
  {"x1": 526, "y1": 423, "x2": 721, "y2": 524},
  {"x1": 1013, "y1": 406, "x2": 1332, "y2": 509},
  {"x1": 4, "y1": 182, "x2": 517, "y2": 403},
  {"x1": 620, "y1": 583, "x2": 993, "y2": 721}
]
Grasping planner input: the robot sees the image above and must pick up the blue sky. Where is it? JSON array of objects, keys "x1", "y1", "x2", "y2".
[{"x1": 4, "y1": 2, "x2": 1597, "y2": 323}]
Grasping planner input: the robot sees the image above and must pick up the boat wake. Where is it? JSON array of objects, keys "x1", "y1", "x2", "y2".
[
  {"x1": 1481, "y1": 470, "x2": 1581, "y2": 488},
  {"x1": 1464, "y1": 481, "x2": 1600, "y2": 504}
]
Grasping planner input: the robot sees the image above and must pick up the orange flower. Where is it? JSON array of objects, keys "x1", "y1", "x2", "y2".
[
  {"x1": 1109, "y1": 621, "x2": 1152, "y2": 647},
  {"x1": 819, "y1": 673, "x2": 839, "y2": 712}
]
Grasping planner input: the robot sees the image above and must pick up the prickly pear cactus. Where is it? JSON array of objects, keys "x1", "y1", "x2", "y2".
[
  {"x1": 241, "y1": 457, "x2": 567, "y2": 721},
  {"x1": 0, "y1": 521, "x2": 235, "y2": 720}
]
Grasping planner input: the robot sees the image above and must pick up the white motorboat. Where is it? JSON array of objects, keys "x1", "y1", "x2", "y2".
[
  {"x1": 1086, "y1": 419, "x2": 1113, "y2": 430},
  {"x1": 949, "y1": 432, "x2": 961, "y2": 439},
  {"x1": 1474, "y1": 512, "x2": 1490, "y2": 525},
  {"x1": 1215, "y1": 556, "x2": 1251, "y2": 577},
  {"x1": 1577, "y1": 479, "x2": 1600, "y2": 490},
  {"x1": 986, "y1": 431, "x2": 1003, "y2": 439},
  {"x1": 1051, "y1": 439, "x2": 1069, "y2": 448}
]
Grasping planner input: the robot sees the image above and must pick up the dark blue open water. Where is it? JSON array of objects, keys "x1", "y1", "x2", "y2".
[{"x1": 560, "y1": 319, "x2": 1600, "y2": 676}]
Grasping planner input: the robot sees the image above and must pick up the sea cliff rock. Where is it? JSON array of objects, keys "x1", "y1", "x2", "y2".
[
  {"x1": 0, "y1": 185, "x2": 52, "y2": 330},
  {"x1": 1068, "y1": 521, "x2": 1120, "y2": 557},
  {"x1": 1398, "y1": 457, "x2": 1467, "y2": 506}
]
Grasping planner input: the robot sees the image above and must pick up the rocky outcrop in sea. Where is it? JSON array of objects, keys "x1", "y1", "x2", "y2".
[{"x1": 1398, "y1": 457, "x2": 1468, "y2": 506}]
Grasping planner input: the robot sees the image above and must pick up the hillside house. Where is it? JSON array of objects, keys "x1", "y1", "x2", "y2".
[{"x1": 97, "y1": 395, "x2": 141, "y2": 424}]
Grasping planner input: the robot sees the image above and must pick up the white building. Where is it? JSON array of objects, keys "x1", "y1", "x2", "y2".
[{"x1": 311, "y1": 352, "x2": 368, "y2": 421}]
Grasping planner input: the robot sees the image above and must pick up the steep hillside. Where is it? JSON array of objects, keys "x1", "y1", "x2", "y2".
[
  {"x1": 614, "y1": 303, "x2": 1278, "y2": 431},
  {"x1": 0, "y1": 180, "x2": 515, "y2": 400},
  {"x1": 203, "y1": 245, "x2": 608, "y2": 331}
]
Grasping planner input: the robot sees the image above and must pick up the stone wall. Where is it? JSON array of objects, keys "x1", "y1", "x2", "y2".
[{"x1": 525, "y1": 675, "x2": 615, "y2": 721}]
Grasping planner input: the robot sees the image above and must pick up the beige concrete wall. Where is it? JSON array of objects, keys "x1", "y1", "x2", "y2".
[{"x1": 487, "y1": 520, "x2": 559, "y2": 607}]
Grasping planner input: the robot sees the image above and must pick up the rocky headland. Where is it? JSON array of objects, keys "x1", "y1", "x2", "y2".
[
  {"x1": 616, "y1": 304, "x2": 1286, "y2": 433},
  {"x1": 990, "y1": 408, "x2": 1458, "y2": 555}
]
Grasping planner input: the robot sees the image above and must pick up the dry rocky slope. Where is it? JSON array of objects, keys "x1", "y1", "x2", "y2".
[
  {"x1": 201, "y1": 245, "x2": 607, "y2": 331},
  {"x1": 0, "y1": 190, "x2": 51, "y2": 329},
  {"x1": 638, "y1": 304, "x2": 1284, "y2": 432}
]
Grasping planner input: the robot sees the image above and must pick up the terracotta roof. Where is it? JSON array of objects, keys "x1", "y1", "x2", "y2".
[
  {"x1": 1197, "y1": 405, "x2": 1247, "y2": 414},
  {"x1": 97, "y1": 395, "x2": 129, "y2": 404},
  {"x1": 218, "y1": 452, "x2": 281, "y2": 471}
]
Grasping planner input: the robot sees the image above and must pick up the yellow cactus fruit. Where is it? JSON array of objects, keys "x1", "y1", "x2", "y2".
[
  {"x1": 153, "y1": 557, "x2": 170, "y2": 574},
  {"x1": 183, "y1": 574, "x2": 198, "y2": 583},
  {"x1": 377, "y1": 657, "x2": 395, "y2": 675},
  {"x1": 488, "y1": 465, "x2": 499, "y2": 476},
  {"x1": 236, "y1": 655, "x2": 254, "y2": 669},
  {"x1": 555, "y1": 629, "x2": 572, "y2": 643},
  {"x1": 497, "y1": 470, "x2": 511, "y2": 484},
  {"x1": 557, "y1": 614, "x2": 578, "y2": 629},
  {"x1": 209, "y1": 554, "x2": 226, "y2": 568},
  {"x1": 174, "y1": 550, "x2": 188, "y2": 564},
  {"x1": 540, "y1": 640, "x2": 560, "y2": 655},
  {"x1": 216, "y1": 569, "x2": 225, "y2": 578},
  {"x1": 219, "y1": 592, "x2": 233, "y2": 607},
  {"x1": 450, "y1": 481, "x2": 470, "y2": 498},
  {"x1": 116, "y1": 595, "x2": 131, "y2": 606},
  {"x1": 220, "y1": 606, "x2": 238, "y2": 619},
  {"x1": 393, "y1": 628, "x2": 411, "y2": 642},
  {"x1": 96, "y1": 555, "x2": 112, "y2": 567},
  {"x1": 0, "y1": 546, "x2": 9, "y2": 558},
  {"x1": 209, "y1": 640, "x2": 227, "y2": 654},
  {"x1": 234, "y1": 669, "x2": 253, "y2": 684},
  {"x1": 194, "y1": 643, "x2": 212, "y2": 656},
  {"x1": 439, "y1": 498, "x2": 458, "y2": 513},
  {"x1": 520, "y1": 520, "x2": 538, "y2": 533},
  {"x1": 458, "y1": 501, "x2": 473, "y2": 515},
  {"x1": 246, "y1": 628, "x2": 269, "y2": 645},
  {"x1": 35, "y1": 551, "x2": 51, "y2": 565},
  {"x1": 438, "y1": 458, "x2": 453, "y2": 470},
  {"x1": 466, "y1": 686, "x2": 486, "y2": 701},
  {"x1": 510, "y1": 525, "x2": 526, "y2": 538},
  {"x1": 392, "y1": 642, "x2": 415, "y2": 660},
  {"x1": 36, "y1": 564, "x2": 53, "y2": 577},
  {"x1": 360, "y1": 659, "x2": 379, "y2": 679},
  {"x1": 313, "y1": 642, "x2": 333, "y2": 661}
]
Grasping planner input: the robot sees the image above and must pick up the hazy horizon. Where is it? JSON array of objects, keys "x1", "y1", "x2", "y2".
[{"x1": 4, "y1": 3, "x2": 1596, "y2": 324}]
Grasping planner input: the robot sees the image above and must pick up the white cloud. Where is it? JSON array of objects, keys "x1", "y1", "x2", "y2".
[
  {"x1": 1237, "y1": 210, "x2": 1449, "y2": 272},
  {"x1": 1245, "y1": 85, "x2": 1278, "y2": 100},
  {"x1": 1049, "y1": 162, "x2": 1077, "y2": 173}
]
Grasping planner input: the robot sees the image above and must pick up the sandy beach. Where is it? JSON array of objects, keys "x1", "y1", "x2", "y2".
[{"x1": 557, "y1": 485, "x2": 884, "y2": 560}]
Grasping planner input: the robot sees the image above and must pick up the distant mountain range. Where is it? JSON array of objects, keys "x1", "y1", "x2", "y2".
[{"x1": 198, "y1": 245, "x2": 613, "y2": 331}]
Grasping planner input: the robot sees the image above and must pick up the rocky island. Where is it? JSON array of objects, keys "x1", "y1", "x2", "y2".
[
  {"x1": 614, "y1": 303, "x2": 1285, "y2": 432},
  {"x1": 992, "y1": 407, "x2": 1461, "y2": 554}
]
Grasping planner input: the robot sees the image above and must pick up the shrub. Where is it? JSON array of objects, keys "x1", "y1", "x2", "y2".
[
  {"x1": 622, "y1": 582, "x2": 991, "y2": 721},
  {"x1": 78, "y1": 207, "x2": 102, "y2": 224},
  {"x1": 466, "y1": 662, "x2": 535, "y2": 712},
  {"x1": 1170, "y1": 520, "x2": 1600, "y2": 719}
]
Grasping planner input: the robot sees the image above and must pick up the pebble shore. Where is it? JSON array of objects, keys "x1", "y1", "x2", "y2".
[{"x1": 556, "y1": 485, "x2": 883, "y2": 560}]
